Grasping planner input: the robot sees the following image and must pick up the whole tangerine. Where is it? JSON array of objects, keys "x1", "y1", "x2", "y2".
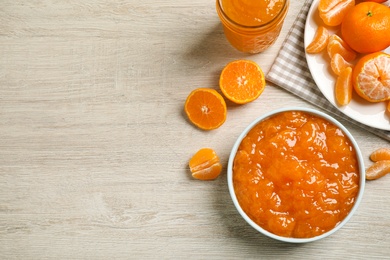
[{"x1": 341, "y1": 2, "x2": 390, "y2": 53}]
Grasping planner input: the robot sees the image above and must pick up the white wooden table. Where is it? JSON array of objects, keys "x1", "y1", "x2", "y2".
[{"x1": 1, "y1": 1, "x2": 389, "y2": 258}]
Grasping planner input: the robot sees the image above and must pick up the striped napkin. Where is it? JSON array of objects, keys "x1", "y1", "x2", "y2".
[{"x1": 266, "y1": 0, "x2": 390, "y2": 141}]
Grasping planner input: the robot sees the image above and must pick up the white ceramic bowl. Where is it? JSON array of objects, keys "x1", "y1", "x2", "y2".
[{"x1": 227, "y1": 107, "x2": 365, "y2": 243}]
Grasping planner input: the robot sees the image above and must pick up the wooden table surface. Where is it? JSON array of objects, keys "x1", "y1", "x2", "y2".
[{"x1": 1, "y1": 0, "x2": 390, "y2": 259}]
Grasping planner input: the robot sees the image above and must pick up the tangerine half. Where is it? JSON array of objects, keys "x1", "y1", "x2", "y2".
[
  {"x1": 219, "y1": 60, "x2": 265, "y2": 104},
  {"x1": 352, "y1": 52, "x2": 390, "y2": 102},
  {"x1": 184, "y1": 88, "x2": 227, "y2": 130}
]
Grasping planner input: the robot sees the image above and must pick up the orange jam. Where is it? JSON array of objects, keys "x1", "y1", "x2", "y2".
[
  {"x1": 233, "y1": 111, "x2": 360, "y2": 238},
  {"x1": 216, "y1": 0, "x2": 289, "y2": 53}
]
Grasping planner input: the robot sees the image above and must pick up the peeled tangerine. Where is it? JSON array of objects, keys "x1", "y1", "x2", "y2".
[
  {"x1": 352, "y1": 52, "x2": 390, "y2": 102},
  {"x1": 189, "y1": 148, "x2": 222, "y2": 180}
]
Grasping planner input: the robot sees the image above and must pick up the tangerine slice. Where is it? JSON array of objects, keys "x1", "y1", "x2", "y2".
[
  {"x1": 184, "y1": 88, "x2": 227, "y2": 130},
  {"x1": 327, "y1": 34, "x2": 357, "y2": 61},
  {"x1": 219, "y1": 60, "x2": 265, "y2": 104},
  {"x1": 352, "y1": 52, "x2": 390, "y2": 102},
  {"x1": 331, "y1": 53, "x2": 353, "y2": 76},
  {"x1": 189, "y1": 148, "x2": 222, "y2": 180},
  {"x1": 319, "y1": 0, "x2": 355, "y2": 26},
  {"x1": 306, "y1": 26, "x2": 329, "y2": 54},
  {"x1": 335, "y1": 67, "x2": 353, "y2": 106},
  {"x1": 370, "y1": 148, "x2": 390, "y2": 162},
  {"x1": 366, "y1": 160, "x2": 390, "y2": 180}
]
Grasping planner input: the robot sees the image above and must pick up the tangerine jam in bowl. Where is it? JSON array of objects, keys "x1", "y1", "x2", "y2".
[
  {"x1": 216, "y1": 0, "x2": 289, "y2": 53},
  {"x1": 227, "y1": 107, "x2": 365, "y2": 243}
]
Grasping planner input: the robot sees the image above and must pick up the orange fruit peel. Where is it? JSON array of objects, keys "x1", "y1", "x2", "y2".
[
  {"x1": 189, "y1": 148, "x2": 222, "y2": 180},
  {"x1": 306, "y1": 26, "x2": 329, "y2": 54},
  {"x1": 219, "y1": 60, "x2": 265, "y2": 104},
  {"x1": 184, "y1": 88, "x2": 227, "y2": 130},
  {"x1": 352, "y1": 52, "x2": 390, "y2": 103}
]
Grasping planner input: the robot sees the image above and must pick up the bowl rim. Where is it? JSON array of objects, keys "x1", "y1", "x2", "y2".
[{"x1": 227, "y1": 106, "x2": 365, "y2": 243}]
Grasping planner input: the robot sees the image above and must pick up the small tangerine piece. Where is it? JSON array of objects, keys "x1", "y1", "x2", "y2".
[
  {"x1": 327, "y1": 34, "x2": 357, "y2": 62},
  {"x1": 335, "y1": 67, "x2": 353, "y2": 106},
  {"x1": 370, "y1": 148, "x2": 390, "y2": 162},
  {"x1": 331, "y1": 53, "x2": 353, "y2": 76},
  {"x1": 184, "y1": 88, "x2": 227, "y2": 130},
  {"x1": 306, "y1": 26, "x2": 329, "y2": 54},
  {"x1": 219, "y1": 60, "x2": 265, "y2": 104},
  {"x1": 319, "y1": 0, "x2": 355, "y2": 26},
  {"x1": 352, "y1": 52, "x2": 390, "y2": 102},
  {"x1": 366, "y1": 160, "x2": 390, "y2": 180},
  {"x1": 189, "y1": 148, "x2": 222, "y2": 180}
]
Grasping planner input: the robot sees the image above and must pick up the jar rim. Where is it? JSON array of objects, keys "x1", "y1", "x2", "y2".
[{"x1": 217, "y1": 0, "x2": 289, "y2": 30}]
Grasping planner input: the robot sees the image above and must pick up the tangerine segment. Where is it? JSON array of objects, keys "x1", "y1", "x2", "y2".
[
  {"x1": 341, "y1": 2, "x2": 390, "y2": 53},
  {"x1": 319, "y1": 0, "x2": 343, "y2": 13},
  {"x1": 306, "y1": 26, "x2": 329, "y2": 54},
  {"x1": 189, "y1": 148, "x2": 222, "y2": 180},
  {"x1": 184, "y1": 88, "x2": 227, "y2": 130},
  {"x1": 335, "y1": 67, "x2": 353, "y2": 106},
  {"x1": 370, "y1": 148, "x2": 390, "y2": 162},
  {"x1": 331, "y1": 53, "x2": 353, "y2": 76},
  {"x1": 366, "y1": 160, "x2": 390, "y2": 180},
  {"x1": 352, "y1": 52, "x2": 390, "y2": 102},
  {"x1": 219, "y1": 60, "x2": 265, "y2": 104},
  {"x1": 327, "y1": 35, "x2": 357, "y2": 62},
  {"x1": 319, "y1": 0, "x2": 355, "y2": 26}
]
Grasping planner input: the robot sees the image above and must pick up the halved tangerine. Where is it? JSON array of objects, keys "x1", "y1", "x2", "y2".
[
  {"x1": 184, "y1": 88, "x2": 227, "y2": 130},
  {"x1": 219, "y1": 60, "x2": 265, "y2": 104},
  {"x1": 352, "y1": 52, "x2": 390, "y2": 102}
]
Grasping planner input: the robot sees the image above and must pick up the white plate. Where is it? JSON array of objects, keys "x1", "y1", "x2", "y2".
[{"x1": 304, "y1": 0, "x2": 390, "y2": 131}]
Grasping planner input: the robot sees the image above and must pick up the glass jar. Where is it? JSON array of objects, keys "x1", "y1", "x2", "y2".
[{"x1": 216, "y1": 0, "x2": 290, "y2": 53}]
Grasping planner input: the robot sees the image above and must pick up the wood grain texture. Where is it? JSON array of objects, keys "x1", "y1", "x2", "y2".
[{"x1": 1, "y1": 0, "x2": 389, "y2": 259}]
